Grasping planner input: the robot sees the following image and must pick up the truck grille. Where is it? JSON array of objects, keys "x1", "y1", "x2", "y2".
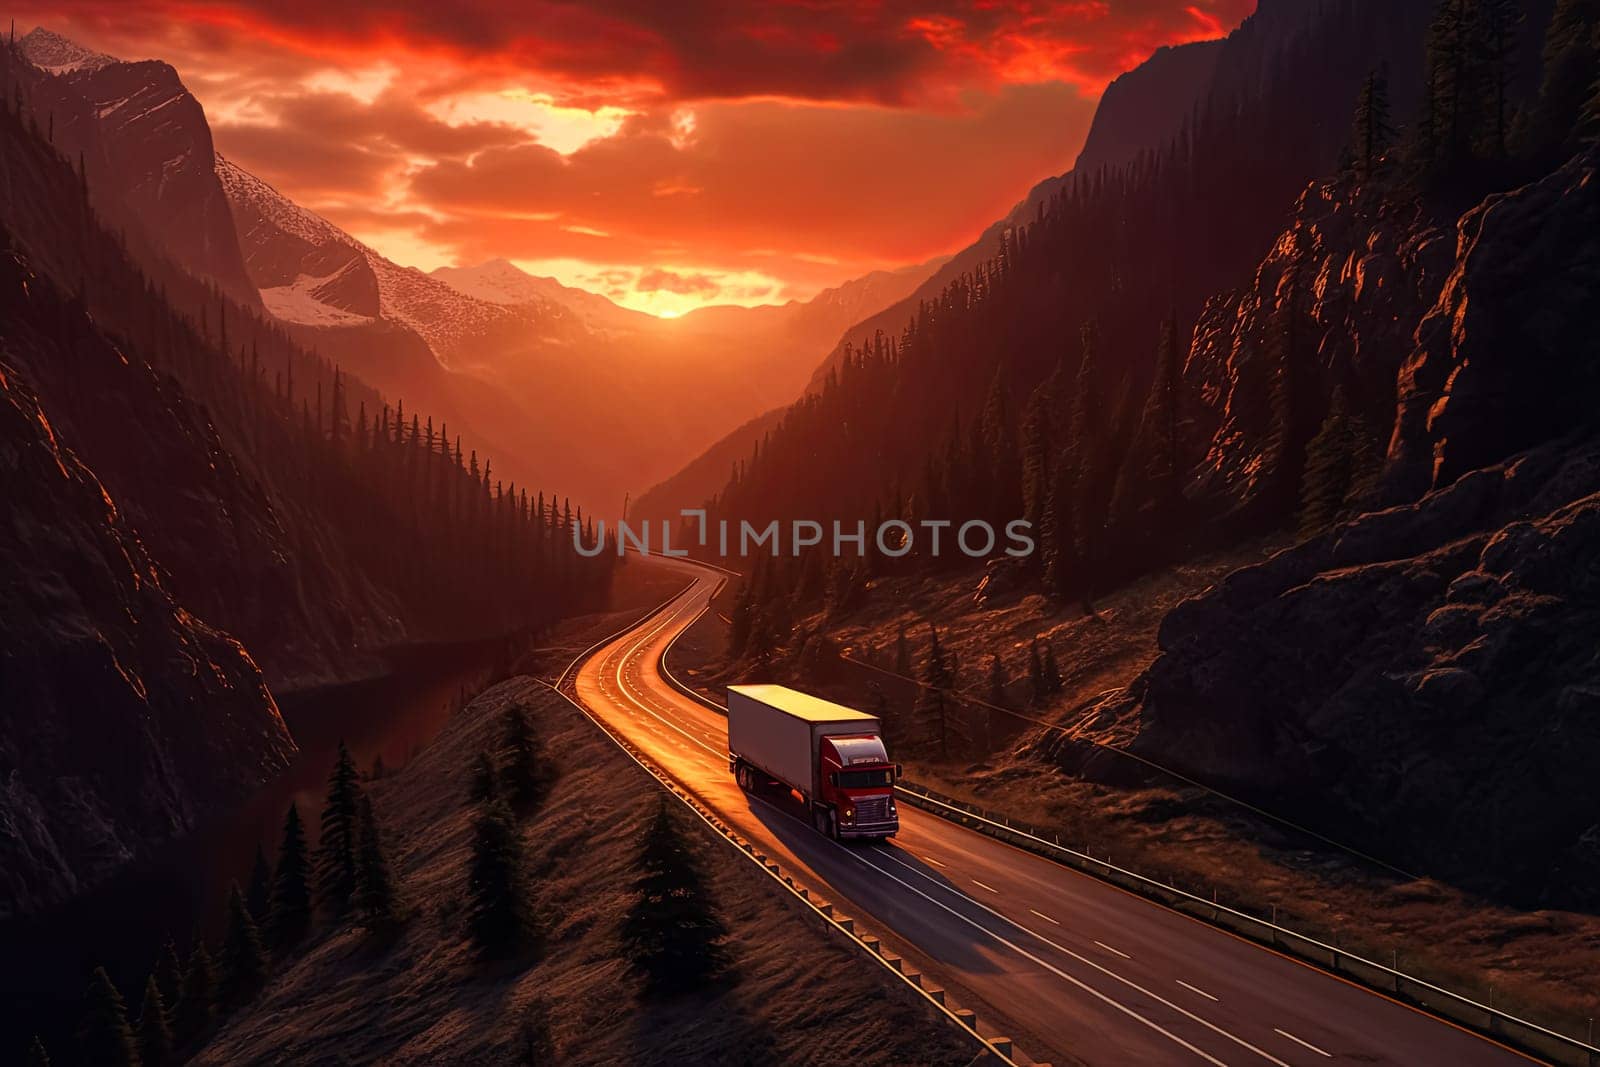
[{"x1": 853, "y1": 795, "x2": 892, "y2": 823}]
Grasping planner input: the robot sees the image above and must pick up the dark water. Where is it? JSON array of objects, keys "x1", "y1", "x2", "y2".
[{"x1": 0, "y1": 638, "x2": 504, "y2": 1060}]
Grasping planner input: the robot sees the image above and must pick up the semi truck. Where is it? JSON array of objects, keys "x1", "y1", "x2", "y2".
[{"x1": 727, "y1": 684, "x2": 900, "y2": 840}]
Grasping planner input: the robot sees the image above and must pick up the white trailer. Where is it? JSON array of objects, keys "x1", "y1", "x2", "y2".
[{"x1": 727, "y1": 684, "x2": 899, "y2": 840}]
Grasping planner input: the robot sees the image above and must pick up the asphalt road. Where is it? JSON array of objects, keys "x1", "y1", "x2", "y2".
[{"x1": 571, "y1": 555, "x2": 1531, "y2": 1067}]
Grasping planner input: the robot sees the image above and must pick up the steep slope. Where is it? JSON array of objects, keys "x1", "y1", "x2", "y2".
[
  {"x1": 0, "y1": 259, "x2": 295, "y2": 920},
  {"x1": 0, "y1": 53, "x2": 611, "y2": 690},
  {"x1": 16, "y1": 28, "x2": 258, "y2": 306},
  {"x1": 193, "y1": 680, "x2": 973, "y2": 1066},
  {"x1": 797, "y1": 35, "x2": 1228, "y2": 397},
  {"x1": 630, "y1": 406, "x2": 788, "y2": 524}
]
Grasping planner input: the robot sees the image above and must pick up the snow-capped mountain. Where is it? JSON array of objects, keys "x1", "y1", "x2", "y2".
[
  {"x1": 217, "y1": 157, "x2": 583, "y2": 363},
  {"x1": 16, "y1": 27, "x2": 258, "y2": 305}
]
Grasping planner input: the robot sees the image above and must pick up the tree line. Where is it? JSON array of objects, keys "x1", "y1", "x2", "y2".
[{"x1": 0, "y1": 39, "x2": 614, "y2": 648}]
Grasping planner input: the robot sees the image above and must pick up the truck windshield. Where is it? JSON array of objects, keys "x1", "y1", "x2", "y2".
[{"x1": 837, "y1": 768, "x2": 893, "y2": 789}]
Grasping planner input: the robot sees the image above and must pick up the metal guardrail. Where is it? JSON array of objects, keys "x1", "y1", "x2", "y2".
[
  {"x1": 894, "y1": 781, "x2": 1600, "y2": 1067},
  {"x1": 645, "y1": 560, "x2": 1599, "y2": 1065},
  {"x1": 541, "y1": 672, "x2": 1019, "y2": 1066}
]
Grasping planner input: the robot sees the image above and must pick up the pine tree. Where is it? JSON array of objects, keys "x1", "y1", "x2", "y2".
[
  {"x1": 1028, "y1": 639, "x2": 1047, "y2": 705},
  {"x1": 1353, "y1": 69, "x2": 1394, "y2": 178},
  {"x1": 918, "y1": 625, "x2": 956, "y2": 759},
  {"x1": 466, "y1": 764, "x2": 530, "y2": 956},
  {"x1": 502, "y1": 703, "x2": 552, "y2": 812},
  {"x1": 245, "y1": 843, "x2": 272, "y2": 927},
  {"x1": 217, "y1": 883, "x2": 266, "y2": 1009},
  {"x1": 317, "y1": 741, "x2": 362, "y2": 916},
  {"x1": 173, "y1": 943, "x2": 213, "y2": 1042},
  {"x1": 77, "y1": 966, "x2": 139, "y2": 1067},
  {"x1": 152, "y1": 937, "x2": 183, "y2": 1011},
  {"x1": 620, "y1": 800, "x2": 728, "y2": 995},
  {"x1": 1534, "y1": 0, "x2": 1600, "y2": 153},
  {"x1": 268, "y1": 802, "x2": 312, "y2": 950},
  {"x1": 24, "y1": 1035, "x2": 50, "y2": 1067},
  {"x1": 893, "y1": 622, "x2": 911, "y2": 676},
  {"x1": 135, "y1": 977, "x2": 172, "y2": 1067},
  {"x1": 355, "y1": 794, "x2": 398, "y2": 930},
  {"x1": 1041, "y1": 644, "x2": 1064, "y2": 696},
  {"x1": 518, "y1": 999, "x2": 557, "y2": 1063},
  {"x1": 469, "y1": 751, "x2": 500, "y2": 805}
]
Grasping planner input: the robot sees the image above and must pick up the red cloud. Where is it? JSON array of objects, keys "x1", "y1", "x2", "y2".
[
  {"x1": 22, "y1": 1, "x2": 1256, "y2": 106},
  {"x1": 15, "y1": 1, "x2": 1258, "y2": 309}
]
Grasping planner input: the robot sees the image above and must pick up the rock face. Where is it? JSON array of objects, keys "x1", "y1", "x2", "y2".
[
  {"x1": 1112, "y1": 438, "x2": 1600, "y2": 907},
  {"x1": 0, "y1": 330, "x2": 295, "y2": 919},
  {"x1": 15, "y1": 29, "x2": 258, "y2": 306},
  {"x1": 1070, "y1": 151, "x2": 1600, "y2": 907},
  {"x1": 1181, "y1": 177, "x2": 1456, "y2": 527},
  {"x1": 1390, "y1": 147, "x2": 1600, "y2": 495}
]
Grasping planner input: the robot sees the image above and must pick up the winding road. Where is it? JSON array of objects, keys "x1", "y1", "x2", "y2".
[{"x1": 570, "y1": 555, "x2": 1530, "y2": 1067}]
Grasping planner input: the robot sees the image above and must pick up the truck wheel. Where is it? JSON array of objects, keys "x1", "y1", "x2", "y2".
[
  {"x1": 813, "y1": 808, "x2": 831, "y2": 837},
  {"x1": 735, "y1": 764, "x2": 751, "y2": 791}
]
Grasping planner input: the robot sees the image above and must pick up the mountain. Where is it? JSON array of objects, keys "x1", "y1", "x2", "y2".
[
  {"x1": 15, "y1": 28, "x2": 258, "y2": 306},
  {"x1": 794, "y1": 37, "x2": 1227, "y2": 398},
  {"x1": 0, "y1": 42, "x2": 612, "y2": 913},
  {"x1": 216, "y1": 148, "x2": 939, "y2": 511}
]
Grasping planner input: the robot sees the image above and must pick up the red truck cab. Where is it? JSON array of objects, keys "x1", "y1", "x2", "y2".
[{"x1": 819, "y1": 735, "x2": 899, "y2": 838}]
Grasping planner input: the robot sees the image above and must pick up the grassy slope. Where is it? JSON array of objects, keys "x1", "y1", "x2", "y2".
[
  {"x1": 674, "y1": 548, "x2": 1600, "y2": 1043},
  {"x1": 195, "y1": 680, "x2": 974, "y2": 1066}
]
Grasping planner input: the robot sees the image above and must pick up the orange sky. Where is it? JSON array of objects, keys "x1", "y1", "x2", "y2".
[{"x1": 22, "y1": 1, "x2": 1256, "y2": 315}]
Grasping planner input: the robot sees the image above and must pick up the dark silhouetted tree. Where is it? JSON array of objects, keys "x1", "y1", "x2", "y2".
[
  {"x1": 1041, "y1": 643, "x2": 1064, "y2": 696},
  {"x1": 25, "y1": 1035, "x2": 50, "y2": 1067},
  {"x1": 1028, "y1": 639, "x2": 1048, "y2": 705},
  {"x1": 469, "y1": 751, "x2": 500, "y2": 805},
  {"x1": 466, "y1": 762, "x2": 530, "y2": 956},
  {"x1": 355, "y1": 795, "x2": 398, "y2": 930},
  {"x1": 268, "y1": 802, "x2": 312, "y2": 950},
  {"x1": 135, "y1": 977, "x2": 172, "y2": 1067},
  {"x1": 152, "y1": 937, "x2": 183, "y2": 1011},
  {"x1": 1353, "y1": 69, "x2": 1394, "y2": 177},
  {"x1": 621, "y1": 800, "x2": 728, "y2": 995},
  {"x1": 245, "y1": 844, "x2": 271, "y2": 927},
  {"x1": 502, "y1": 703, "x2": 553, "y2": 812},
  {"x1": 518, "y1": 999, "x2": 556, "y2": 1064},
  {"x1": 918, "y1": 625, "x2": 957, "y2": 759},
  {"x1": 317, "y1": 741, "x2": 362, "y2": 915},
  {"x1": 218, "y1": 883, "x2": 267, "y2": 1009},
  {"x1": 893, "y1": 622, "x2": 912, "y2": 676},
  {"x1": 173, "y1": 942, "x2": 213, "y2": 1042},
  {"x1": 77, "y1": 966, "x2": 138, "y2": 1067}
]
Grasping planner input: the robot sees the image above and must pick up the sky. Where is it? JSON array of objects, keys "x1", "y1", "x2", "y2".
[{"x1": 23, "y1": 1, "x2": 1256, "y2": 316}]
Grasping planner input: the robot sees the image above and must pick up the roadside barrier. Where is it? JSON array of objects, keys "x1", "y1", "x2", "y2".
[
  {"x1": 650, "y1": 593, "x2": 1598, "y2": 1067},
  {"x1": 542, "y1": 676, "x2": 1022, "y2": 1066},
  {"x1": 893, "y1": 781, "x2": 1600, "y2": 1067}
]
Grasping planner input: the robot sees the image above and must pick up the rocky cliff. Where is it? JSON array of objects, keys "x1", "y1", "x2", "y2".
[
  {"x1": 0, "y1": 306, "x2": 294, "y2": 919},
  {"x1": 1057, "y1": 149, "x2": 1600, "y2": 908}
]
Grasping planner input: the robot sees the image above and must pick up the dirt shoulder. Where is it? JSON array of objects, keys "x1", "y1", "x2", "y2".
[{"x1": 196, "y1": 678, "x2": 976, "y2": 1066}]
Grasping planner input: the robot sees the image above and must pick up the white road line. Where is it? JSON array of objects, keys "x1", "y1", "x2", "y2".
[
  {"x1": 972, "y1": 879, "x2": 999, "y2": 894},
  {"x1": 1095, "y1": 940, "x2": 1132, "y2": 960},
  {"x1": 869, "y1": 847, "x2": 1290, "y2": 1067},
  {"x1": 1029, "y1": 909, "x2": 1060, "y2": 925},
  {"x1": 920, "y1": 854, "x2": 948, "y2": 869},
  {"x1": 1178, "y1": 980, "x2": 1219, "y2": 1002},
  {"x1": 1274, "y1": 1029, "x2": 1331, "y2": 1058}
]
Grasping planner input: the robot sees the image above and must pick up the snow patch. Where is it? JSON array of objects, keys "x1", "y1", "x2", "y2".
[
  {"x1": 260, "y1": 276, "x2": 375, "y2": 328},
  {"x1": 18, "y1": 28, "x2": 120, "y2": 75}
]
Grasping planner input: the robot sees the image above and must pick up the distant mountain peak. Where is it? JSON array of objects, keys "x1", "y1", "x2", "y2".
[{"x1": 18, "y1": 27, "x2": 119, "y2": 75}]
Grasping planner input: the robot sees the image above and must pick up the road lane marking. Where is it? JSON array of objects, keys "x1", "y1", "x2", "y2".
[
  {"x1": 1274, "y1": 1029, "x2": 1331, "y2": 1058},
  {"x1": 868, "y1": 847, "x2": 1290, "y2": 1067},
  {"x1": 590, "y1": 584, "x2": 1273, "y2": 1066},
  {"x1": 1095, "y1": 940, "x2": 1132, "y2": 960},
  {"x1": 919, "y1": 854, "x2": 948, "y2": 869},
  {"x1": 972, "y1": 879, "x2": 999, "y2": 894},
  {"x1": 1178, "y1": 980, "x2": 1219, "y2": 1002},
  {"x1": 1029, "y1": 909, "x2": 1060, "y2": 925}
]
